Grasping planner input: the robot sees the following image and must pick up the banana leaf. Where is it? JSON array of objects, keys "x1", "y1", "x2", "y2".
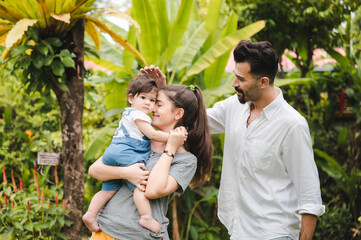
[
  {"x1": 84, "y1": 125, "x2": 116, "y2": 161},
  {"x1": 149, "y1": 0, "x2": 170, "y2": 52},
  {"x1": 132, "y1": 0, "x2": 160, "y2": 65},
  {"x1": 170, "y1": 22, "x2": 209, "y2": 72},
  {"x1": 181, "y1": 20, "x2": 265, "y2": 83},
  {"x1": 203, "y1": 0, "x2": 224, "y2": 51},
  {"x1": 204, "y1": 11, "x2": 237, "y2": 89},
  {"x1": 160, "y1": 0, "x2": 194, "y2": 67}
]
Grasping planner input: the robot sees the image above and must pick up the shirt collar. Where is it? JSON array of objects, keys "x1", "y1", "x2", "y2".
[{"x1": 262, "y1": 87, "x2": 284, "y2": 120}]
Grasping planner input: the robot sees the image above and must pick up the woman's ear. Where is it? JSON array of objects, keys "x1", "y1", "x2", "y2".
[
  {"x1": 175, "y1": 108, "x2": 184, "y2": 121},
  {"x1": 128, "y1": 94, "x2": 134, "y2": 105}
]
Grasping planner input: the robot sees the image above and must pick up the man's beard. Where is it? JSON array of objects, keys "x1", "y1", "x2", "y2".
[{"x1": 235, "y1": 87, "x2": 246, "y2": 104}]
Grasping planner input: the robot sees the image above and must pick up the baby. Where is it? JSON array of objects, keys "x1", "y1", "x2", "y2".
[{"x1": 83, "y1": 76, "x2": 168, "y2": 234}]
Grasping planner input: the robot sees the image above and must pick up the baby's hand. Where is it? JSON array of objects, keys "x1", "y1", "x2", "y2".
[{"x1": 167, "y1": 127, "x2": 188, "y2": 149}]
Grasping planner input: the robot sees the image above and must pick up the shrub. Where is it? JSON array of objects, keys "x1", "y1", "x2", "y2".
[{"x1": 0, "y1": 164, "x2": 71, "y2": 239}]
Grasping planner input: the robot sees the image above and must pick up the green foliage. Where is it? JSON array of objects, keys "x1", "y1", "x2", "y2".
[
  {"x1": 0, "y1": 179, "x2": 71, "y2": 239},
  {"x1": 3, "y1": 28, "x2": 75, "y2": 95},
  {"x1": 314, "y1": 204, "x2": 356, "y2": 239},
  {"x1": 0, "y1": 69, "x2": 61, "y2": 171},
  {"x1": 0, "y1": 65, "x2": 72, "y2": 238},
  {"x1": 281, "y1": 56, "x2": 361, "y2": 236},
  {"x1": 231, "y1": 0, "x2": 359, "y2": 76}
]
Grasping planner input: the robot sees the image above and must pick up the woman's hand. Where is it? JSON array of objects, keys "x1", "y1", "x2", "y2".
[
  {"x1": 125, "y1": 163, "x2": 149, "y2": 192},
  {"x1": 139, "y1": 65, "x2": 166, "y2": 88},
  {"x1": 165, "y1": 126, "x2": 188, "y2": 154}
]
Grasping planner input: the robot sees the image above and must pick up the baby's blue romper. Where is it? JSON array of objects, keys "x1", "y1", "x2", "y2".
[{"x1": 102, "y1": 108, "x2": 151, "y2": 191}]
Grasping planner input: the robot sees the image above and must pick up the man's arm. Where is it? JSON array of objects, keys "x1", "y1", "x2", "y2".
[
  {"x1": 300, "y1": 214, "x2": 317, "y2": 240},
  {"x1": 139, "y1": 65, "x2": 166, "y2": 88}
]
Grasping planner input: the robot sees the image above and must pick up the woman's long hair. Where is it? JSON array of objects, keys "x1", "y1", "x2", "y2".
[{"x1": 160, "y1": 84, "x2": 213, "y2": 188}]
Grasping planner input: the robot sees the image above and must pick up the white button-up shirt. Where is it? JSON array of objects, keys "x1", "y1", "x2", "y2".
[{"x1": 207, "y1": 89, "x2": 325, "y2": 240}]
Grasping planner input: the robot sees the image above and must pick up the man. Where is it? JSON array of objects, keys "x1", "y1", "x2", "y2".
[
  {"x1": 206, "y1": 40, "x2": 325, "y2": 240},
  {"x1": 140, "y1": 40, "x2": 325, "y2": 240}
]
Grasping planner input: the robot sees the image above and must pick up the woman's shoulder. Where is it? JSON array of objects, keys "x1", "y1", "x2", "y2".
[{"x1": 173, "y1": 151, "x2": 197, "y2": 164}]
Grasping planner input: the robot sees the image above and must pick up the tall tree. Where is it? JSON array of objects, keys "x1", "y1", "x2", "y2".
[{"x1": 0, "y1": 0, "x2": 144, "y2": 239}]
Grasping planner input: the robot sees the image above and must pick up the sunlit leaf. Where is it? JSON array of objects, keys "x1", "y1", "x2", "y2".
[
  {"x1": 132, "y1": 0, "x2": 159, "y2": 65},
  {"x1": 50, "y1": 13, "x2": 71, "y2": 24},
  {"x1": 204, "y1": 11, "x2": 237, "y2": 89},
  {"x1": 181, "y1": 20, "x2": 265, "y2": 83},
  {"x1": 85, "y1": 20, "x2": 101, "y2": 50},
  {"x1": 86, "y1": 16, "x2": 146, "y2": 65},
  {"x1": 84, "y1": 125, "x2": 116, "y2": 161},
  {"x1": 161, "y1": 0, "x2": 194, "y2": 66},
  {"x1": 5, "y1": 19, "x2": 37, "y2": 49},
  {"x1": 170, "y1": 23, "x2": 209, "y2": 72},
  {"x1": 105, "y1": 10, "x2": 140, "y2": 32}
]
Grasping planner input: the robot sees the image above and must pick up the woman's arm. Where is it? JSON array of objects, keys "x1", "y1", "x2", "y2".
[
  {"x1": 145, "y1": 127, "x2": 187, "y2": 199},
  {"x1": 88, "y1": 157, "x2": 149, "y2": 191}
]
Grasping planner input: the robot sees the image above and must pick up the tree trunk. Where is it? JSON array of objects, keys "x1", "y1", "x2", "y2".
[{"x1": 54, "y1": 19, "x2": 85, "y2": 240}]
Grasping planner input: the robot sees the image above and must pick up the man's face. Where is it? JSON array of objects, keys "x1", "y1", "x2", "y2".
[{"x1": 232, "y1": 62, "x2": 262, "y2": 104}]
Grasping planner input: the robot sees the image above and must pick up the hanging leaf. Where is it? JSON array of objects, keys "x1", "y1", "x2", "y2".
[
  {"x1": 85, "y1": 16, "x2": 146, "y2": 65},
  {"x1": 85, "y1": 20, "x2": 101, "y2": 50},
  {"x1": 51, "y1": 59, "x2": 65, "y2": 76},
  {"x1": 60, "y1": 56, "x2": 75, "y2": 68},
  {"x1": 5, "y1": 19, "x2": 37, "y2": 49},
  {"x1": 50, "y1": 13, "x2": 71, "y2": 24}
]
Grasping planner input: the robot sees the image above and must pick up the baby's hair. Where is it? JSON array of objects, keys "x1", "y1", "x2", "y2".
[{"x1": 127, "y1": 75, "x2": 158, "y2": 105}]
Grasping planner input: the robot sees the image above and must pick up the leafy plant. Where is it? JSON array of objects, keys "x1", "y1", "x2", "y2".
[
  {"x1": 4, "y1": 30, "x2": 75, "y2": 94},
  {"x1": 1, "y1": 164, "x2": 71, "y2": 239},
  {"x1": 314, "y1": 203, "x2": 355, "y2": 239},
  {"x1": 0, "y1": 1, "x2": 148, "y2": 236}
]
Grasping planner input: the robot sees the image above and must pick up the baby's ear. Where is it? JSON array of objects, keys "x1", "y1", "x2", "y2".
[{"x1": 128, "y1": 94, "x2": 134, "y2": 104}]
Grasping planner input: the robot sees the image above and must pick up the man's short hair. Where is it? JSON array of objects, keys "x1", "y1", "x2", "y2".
[{"x1": 233, "y1": 40, "x2": 279, "y2": 84}]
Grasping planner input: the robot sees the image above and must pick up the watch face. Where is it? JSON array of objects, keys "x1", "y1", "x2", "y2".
[{"x1": 163, "y1": 150, "x2": 174, "y2": 157}]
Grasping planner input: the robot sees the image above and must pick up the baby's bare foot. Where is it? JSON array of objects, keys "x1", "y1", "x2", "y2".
[
  {"x1": 82, "y1": 212, "x2": 100, "y2": 232},
  {"x1": 139, "y1": 215, "x2": 161, "y2": 234}
]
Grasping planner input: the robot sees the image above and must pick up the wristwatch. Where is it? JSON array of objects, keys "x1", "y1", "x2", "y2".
[{"x1": 163, "y1": 150, "x2": 175, "y2": 158}]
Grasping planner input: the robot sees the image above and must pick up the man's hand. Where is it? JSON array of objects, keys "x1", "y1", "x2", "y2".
[
  {"x1": 300, "y1": 214, "x2": 317, "y2": 240},
  {"x1": 139, "y1": 65, "x2": 166, "y2": 88}
]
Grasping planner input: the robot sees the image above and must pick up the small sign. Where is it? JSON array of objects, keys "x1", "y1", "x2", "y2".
[{"x1": 37, "y1": 152, "x2": 60, "y2": 166}]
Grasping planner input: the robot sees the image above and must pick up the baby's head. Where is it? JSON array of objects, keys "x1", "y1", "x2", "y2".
[{"x1": 127, "y1": 76, "x2": 158, "y2": 115}]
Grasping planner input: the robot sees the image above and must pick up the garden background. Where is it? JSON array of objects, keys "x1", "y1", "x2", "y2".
[{"x1": 0, "y1": 0, "x2": 360, "y2": 239}]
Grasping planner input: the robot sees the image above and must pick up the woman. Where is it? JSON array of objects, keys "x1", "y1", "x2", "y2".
[{"x1": 88, "y1": 84, "x2": 213, "y2": 240}]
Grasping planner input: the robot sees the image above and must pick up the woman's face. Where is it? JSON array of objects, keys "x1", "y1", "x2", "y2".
[{"x1": 152, "y1": 91, "x2": 178, "y2": 131}]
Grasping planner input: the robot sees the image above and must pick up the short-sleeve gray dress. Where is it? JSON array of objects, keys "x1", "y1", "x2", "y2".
[{"x1": 96, "y1": 150, "x2": 197, "y2": 240}]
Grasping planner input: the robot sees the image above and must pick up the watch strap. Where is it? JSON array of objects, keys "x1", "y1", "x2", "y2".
[{"x1": 163, "y1": 150, "x2": 175, "y2": 158}]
